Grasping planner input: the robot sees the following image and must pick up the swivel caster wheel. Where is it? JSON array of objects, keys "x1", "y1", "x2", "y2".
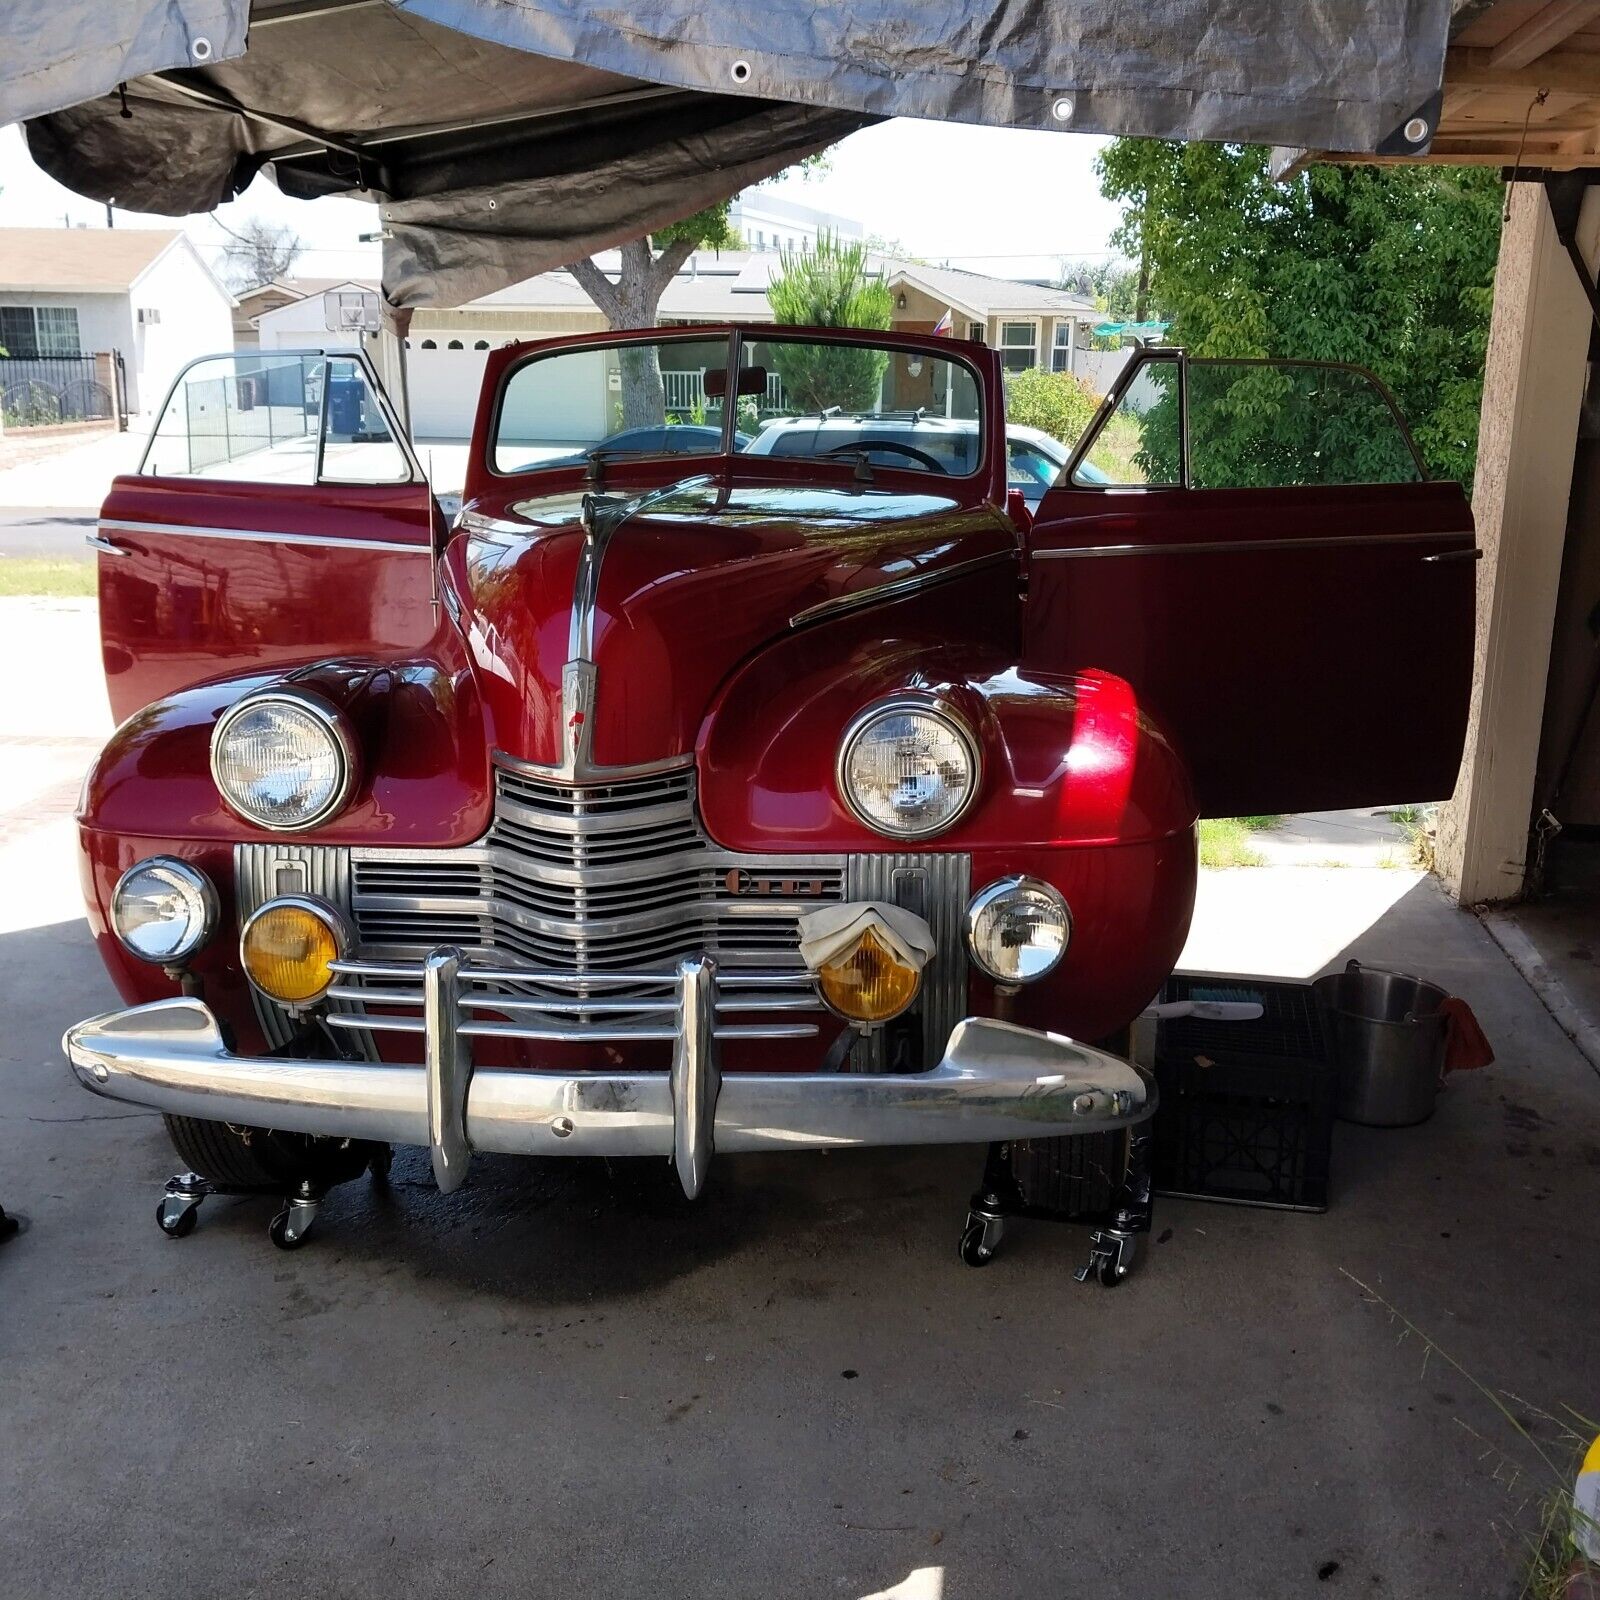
[
  {"x1": 268, "y1": 1181, "x2": 322, "y2": 1250},
  {"x1": 156, "y1": 1196, "x2": 199, "y2": 1238},
  {"x1": 368, "y1": 1143, "x2": 393, "y2": 1184},
  {"x1": 958, "y1": 1210, "x2": 1005, "y2": 1267},
  {"x1": 1076, "y1": 1228, "x2": 1137, "y2": 1288}
]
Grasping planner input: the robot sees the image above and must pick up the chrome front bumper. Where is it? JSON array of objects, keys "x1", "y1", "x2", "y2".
[{"x1": 64, "y1": 952, "x2": 1155, "y2": 1199}]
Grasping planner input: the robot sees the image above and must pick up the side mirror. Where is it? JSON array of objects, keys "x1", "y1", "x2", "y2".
[{"x1": 704, "y1": 365, "x2": 768, "y2": 400}]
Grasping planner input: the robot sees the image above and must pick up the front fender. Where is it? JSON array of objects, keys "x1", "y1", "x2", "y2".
[
  {"x1": 697, "y1": 624, "x2": 1198, "y2": 853},
  {"x1": 79, "y1": 654, "x2": 492, "y2": 847}
]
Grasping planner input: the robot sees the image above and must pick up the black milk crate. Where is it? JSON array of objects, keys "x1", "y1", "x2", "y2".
[{"x1": 1152, "y1": 972, "x2": 1335, "y2": 1212}]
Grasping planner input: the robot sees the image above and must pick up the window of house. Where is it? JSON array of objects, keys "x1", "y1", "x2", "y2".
[
  {"x1": 998, "y1": 321, "x2": 1038, "y2": 373},
  {"x1": 474, "y1": 340, "x2": 490, "y2": 351},
  {"x1": 447, "y1": 339, "x2": 464, "y2": 350},
  {"x1": 0, "y1": 304, "x2": 81, "y2": 358},
  {"x1": 966, "y1": 322, "x2": 985, "y2": 344},
  {"x1": 1052, "y1": 322, "x2": 1076, "y2": 372},
  {"x1": 420, "y1": 339, "x2": 437, "y2": 350}
]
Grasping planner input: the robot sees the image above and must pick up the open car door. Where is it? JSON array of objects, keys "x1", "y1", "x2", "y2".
[
  {"x1": 94, "y1": 348, "x2": 443, "y2": 721},
  {"x1": 1024, "y1": 352, "x2": 1477, "y2": 819}
]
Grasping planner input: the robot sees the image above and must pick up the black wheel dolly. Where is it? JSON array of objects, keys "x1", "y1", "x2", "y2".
[
  {"x1": 959, "y1": 1124, "x2": 1154, "y2": 1286},
  {"x1": 156, "y1": 1144, "x2": 390, "y2": 1251}
]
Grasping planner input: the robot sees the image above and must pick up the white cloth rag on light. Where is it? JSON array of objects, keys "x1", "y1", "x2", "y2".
[{"x1": 796, "y1": 901, "x2": 936, "y2": 974}]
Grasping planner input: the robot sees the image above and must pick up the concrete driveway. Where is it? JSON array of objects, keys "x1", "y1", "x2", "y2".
[{"x1": 3, "y1": 603, "x2": 1598, "y2": 1599}]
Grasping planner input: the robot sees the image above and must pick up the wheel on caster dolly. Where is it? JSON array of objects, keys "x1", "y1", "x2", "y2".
[
  {"x1": 156, "y1": 1197, "x2": 198, "y2": 1238},
  {"x1": 958, "y1": 1211, "x2": 1004, "y2": 1267},
  {"x1": 268, "y1": 1208, "x2": 312, "y2": 1250}
]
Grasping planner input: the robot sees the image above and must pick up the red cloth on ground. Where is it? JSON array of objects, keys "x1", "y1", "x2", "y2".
[{"x1": 1439, "y1": 996, "x2": 1494, "y2": 1074}]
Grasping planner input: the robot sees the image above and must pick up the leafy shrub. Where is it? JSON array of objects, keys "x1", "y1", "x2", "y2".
[
  {"x1": 1004, "y1": 367, "x2": 1101, "y2": 448},
  {"x1": 766, "y1": 232, "x2": 892, "y2": 412}
]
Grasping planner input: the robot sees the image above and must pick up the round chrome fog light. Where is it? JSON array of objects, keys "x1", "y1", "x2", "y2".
[
  {"x1": 965, "y1": 875, "x2": 1071, "y2": 985},
  {"x1": 111, "y1": 856, "x2": 218, "y2": 965},
  {"x1": 240, "y1": 896, "x2": 348, "y2": 1006}
]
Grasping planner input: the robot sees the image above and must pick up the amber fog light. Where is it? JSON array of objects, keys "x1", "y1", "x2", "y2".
[
  {"x1": 240, "y1": 896, "x2": 348, "y2": 1006},
  {"x1": 815, "y1": 927, "x2": 922, "y2": 1024}
]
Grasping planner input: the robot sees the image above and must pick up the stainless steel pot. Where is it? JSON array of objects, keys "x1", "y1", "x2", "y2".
[{"x1": 1311, "y1": 960, "x2": 1448, "y2": 1127}]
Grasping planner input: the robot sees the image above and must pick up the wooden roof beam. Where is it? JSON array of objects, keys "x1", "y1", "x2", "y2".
[
  {"x1": 1448, "y1": 44, "x2": 1600, "y2": 94},
  {"x1": 1489, "y1": 0, "x2": 1600, "y2": 70}
]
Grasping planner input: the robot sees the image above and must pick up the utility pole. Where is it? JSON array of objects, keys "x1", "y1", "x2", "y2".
[{"x1": 104, "y1": 202, "x2": 115, "y2": 229}]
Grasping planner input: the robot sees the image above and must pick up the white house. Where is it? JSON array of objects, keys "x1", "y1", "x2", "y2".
[{"x1": 0, "y1": 226, "x2": 235, "y2": 414}]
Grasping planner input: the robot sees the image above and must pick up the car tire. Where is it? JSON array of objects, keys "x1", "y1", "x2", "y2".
[{"x1": 161, "y1": 1114, "x2": 378, "y2": 1191}]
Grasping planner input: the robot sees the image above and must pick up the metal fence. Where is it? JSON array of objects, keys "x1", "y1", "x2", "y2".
[
  {"x1": 0, "y1": 353, "x2": 126, "y2": 429},
  {"x1": 662, "y1": 368, "x2": 786, "y2": 415}
]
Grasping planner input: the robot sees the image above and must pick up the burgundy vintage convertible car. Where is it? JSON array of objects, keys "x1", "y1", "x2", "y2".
[{"x1": 62, "y1": 326, "x2": 1475, "y2": 1272}]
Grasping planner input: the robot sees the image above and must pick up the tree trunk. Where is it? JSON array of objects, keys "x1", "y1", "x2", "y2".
[{"x1": 570, "y1": 235, "x2": 702, "y2": 431}]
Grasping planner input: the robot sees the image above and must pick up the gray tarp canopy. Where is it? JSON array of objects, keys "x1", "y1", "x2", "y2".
[{"x1": 0, "y1": 0, "x2": 1453, "y2": 310}]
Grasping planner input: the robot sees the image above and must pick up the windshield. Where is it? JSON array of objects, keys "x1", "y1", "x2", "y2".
[
  {"x1": 491, "y1": 332, "x2": 985, "y2": 480},
  {"x1": 493, "y1": 335, "x2": 732, "y2": 475}
]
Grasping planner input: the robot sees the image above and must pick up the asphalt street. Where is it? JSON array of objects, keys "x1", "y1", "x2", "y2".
[{"x1": 0, "y1": 508, "x2": 97, "y2": 559}]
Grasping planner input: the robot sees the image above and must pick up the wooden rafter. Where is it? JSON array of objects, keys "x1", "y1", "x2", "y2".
[{"x1": 1488, "y1": 0, "x2": 1600, "y2": 69}]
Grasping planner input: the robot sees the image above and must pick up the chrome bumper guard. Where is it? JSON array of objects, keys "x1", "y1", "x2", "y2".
[{"x1": 64, "y1": 950, "x2": 1155, "y2": 1199}]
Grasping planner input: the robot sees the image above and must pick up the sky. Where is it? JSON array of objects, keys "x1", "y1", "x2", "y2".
[{"x1": 0, "y1": 117, "x2": 1126, "y2": 287}]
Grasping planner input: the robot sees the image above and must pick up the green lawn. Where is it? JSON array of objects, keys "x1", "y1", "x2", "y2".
[
  {"x1": 1197, "y1": 815, "x2": 1282, "y2": 868},
  {"x1": 0, "y1": 560, "x2": 96, "y2": 598}
]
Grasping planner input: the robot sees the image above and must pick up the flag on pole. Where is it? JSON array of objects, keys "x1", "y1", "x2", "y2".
[{"x1": 932, "y1": 309, "x2": 954, "y2": 336}]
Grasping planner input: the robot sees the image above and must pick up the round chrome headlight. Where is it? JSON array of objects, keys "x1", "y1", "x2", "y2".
[
  {"x1": 111, "y1": 856, "x2": 218, "y2": 965},
  {"x1": 211, "y1": 689, "x2": 357, "y2": 831},
  {"x1": 965, "y1": 875, "x2": 1071, "y2": 985},
  {"x1": 837, "y1": 697, "x2": 980, "y2": 838}
]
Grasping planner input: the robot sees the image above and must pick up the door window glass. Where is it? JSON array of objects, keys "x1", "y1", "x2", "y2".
[
  {"x1": 319, "y1": 357, "x2": 410, "y2": 482},
  {"x1": 1186, "y1": 360, "x2": 1422, "y2": 488},
  {"x1": 142, "y1": 353, "x2": 411, "y2": 484},
  {"x1": 1071, "y1": 359, "x2": 1182, "y2": 486},
  {"x1": 143, "y1": 353, "x2": 324, "y2": 483}
]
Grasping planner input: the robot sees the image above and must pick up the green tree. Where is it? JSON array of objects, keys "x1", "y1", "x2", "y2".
[
  {"x1": 568, "y1": 156, "x2": 830, "y2": 428},
  {"x1": 764, "y1": 231, "x2": 893, "y2": 412},
  {"x1": 1096, "y1": 140, "x2": 1503, "y2": 487}
]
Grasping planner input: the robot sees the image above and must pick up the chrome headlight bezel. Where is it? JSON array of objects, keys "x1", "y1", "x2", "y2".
[
  {"x1": 110, "y1": 855, "x2": 219, "y2": 965},
  {"x1": 964, "y1": 875, "x2": 1072, "y2": 986},
  {"x1": 210, "y1": 686, "x2": 359, "y2": 832},
  {"x1": 835, "y1": 694, "x2": 982, "y2": 840}
]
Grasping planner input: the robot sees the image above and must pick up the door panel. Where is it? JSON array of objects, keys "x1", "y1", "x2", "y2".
[
  {"x1": 95, "y1": 351, "x2": 441, "y2": 721},
  {"x1": 1024, "y1": 479, "x2": 1477, "y2": 817}
]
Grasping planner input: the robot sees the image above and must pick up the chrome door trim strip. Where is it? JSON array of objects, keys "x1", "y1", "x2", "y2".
[
  {"x1": 1031, "y1": 530, "x2": 1468, "y2": 560},
  {"x1": 85, "y1": 534, "x2": 129, "y2": 557},
  {"x1": 789, "y1": 549, "x2": 1016, "y2": 629},
  {"x1": 100, "y1": 517, "x2": 428, "y2": 555}
]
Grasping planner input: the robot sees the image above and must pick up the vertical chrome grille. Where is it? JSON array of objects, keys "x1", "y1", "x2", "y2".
[{"x1": 234, "y1": 841, "x2": 374, "y2": 1055}]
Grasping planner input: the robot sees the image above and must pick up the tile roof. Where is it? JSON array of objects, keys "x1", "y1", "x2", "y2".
[{"x1": 0, "y1": 226, "x2": 183, "y2": 292}]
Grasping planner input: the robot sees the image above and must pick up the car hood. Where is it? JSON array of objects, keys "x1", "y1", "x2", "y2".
[{"x1": 446, "y1": 477, "x2": 1015, "y2": 768}]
